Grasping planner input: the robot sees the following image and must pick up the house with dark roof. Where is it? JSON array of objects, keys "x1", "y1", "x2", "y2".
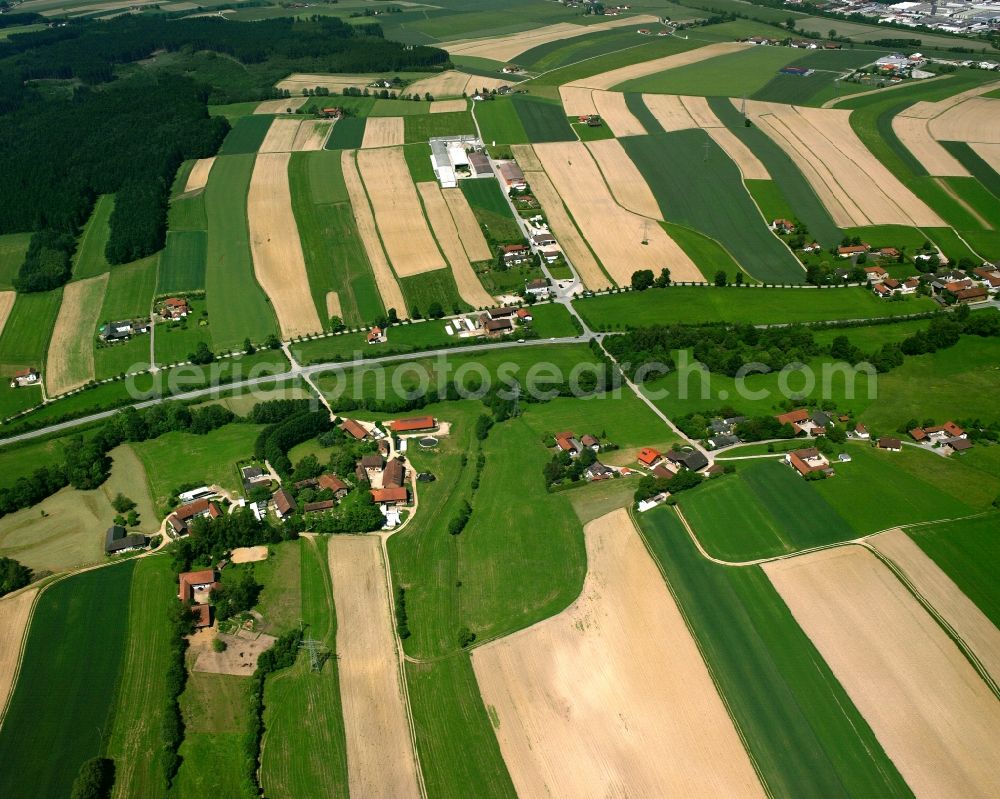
[
  {"x1": 877, "y1": 437, "x2": 902, "y2": 452},
  {"x1": 382, "y1": 457, "x2": 406, "y2": 489},
  {"x1": 681, "y1": 450, "x2": 709, "y2": 472},
  {"x1": 105, "y1": 525, "x2": 148, "y2": 555},
  {"x1": 272, "y1": 488, "x2": 295, "y2": 518},
  {"x1": 304, "y1": 500, "x2": 336, "y2": 514},
  {"x1": 167, "y1": 498, "x2": 222, "y2": 536},
  {"x1": 942, "y1": 437, "x2": 973, "y2": 455},
  {"x1": 707, "y1": 434, "x2": 739, "y2": 450},
  {"x1": 585, "y1": 461, "x2": 614, "y2": 481},
  {"x1": 360, "y1": 453, "x2": 386, "y2": 473}
]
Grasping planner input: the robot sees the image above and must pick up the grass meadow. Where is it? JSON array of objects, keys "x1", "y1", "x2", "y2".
[
  {"x1": 203, "y1": 154, "x2": 278, "y2": 350},
  {"x1": 0, "y1": 231, "x2": 30, "y2": 289},
  {"x1": 404, "y1": 111, "x2": 476, "y2": 142},
  {"x1": 168, "y1": 189, "x2": 207, "y2": 232},
  {"x1": 511, "y1": 95, "x2": 575, "y2": 142},
  {"x1": 637, "y1": 505, "x2": 912, "y2": 798},
  {"x1": 460, "y1": 178, "x2": 522, "y2": 242},
  {"x1": 0, "y1": 288, "x2": 62, "y2": 368},
  {"x1": 324, "y1": 117, "x2": 366, "y2": 150},
  {"x1": 0, "y1": 561, "x2": 136, "y2": 799},
  {"x1": 218, "y1": 113, "x2": 274, "y2": 155},
  {"x1": 72, "y1": 193, "x2": 115, "y2": 280},
  {"x1": 94, "y1": 255, "x2": 158, "y2": 379},
  {"x1": 475, "y1": 98, "x2": 530, "y2": 145},
  {"x1": 400, "y1": 268, "x2": 471, "y2": 318},
  {"x1": 159, "y1": 230, "x2": 207, "y2": 293}
]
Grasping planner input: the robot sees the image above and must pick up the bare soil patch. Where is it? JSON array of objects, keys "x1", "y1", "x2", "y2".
[
  {"x1": 0, "y1": 291, "x2": 15, "y2": 340},
  {"x1": 341, "y1": 150, "x2": 407, "y2": 313},
  {"x1": 259, "y1": 118, "x2": 303, "y2": 153},
  {"x1": 357, "y1": 147, "x2": 446, "y2": 277},
  {"x1": 247, "y1": 152, "x2": 323, "y2": 338},
  {"x1": 441, "y1": 187, "x2": 493, "y2": 262},
  {"x1": 472, "y1": 508, "x2": 764, "y2": 798},
  {"x1": 892, "y1": 115, "x2": 969, "y2": 176},
  {"x1": 417, "y1": 182, "x2": 495, "y2": 307},
  {"x1": 871, "y1": 529, "x2": 1000, "y2": 684},
  {"x1": 592, "y1": 90, "x2": 646, "y2": 137},
  {"x1": 192, "y1": 627, "x2": 277, "y2": 676},
  {"x1": 0, "y1": 587, "x2": 38, "y2": 725},
  {"x1": 429, "y1": 99, "x2": 467, "y2": 114},
  {"x1": 559, "y1": 85, "x2": 598, "y2": 117},
  {"x1": 765, "y1": 545, "x2": 1000, "y2": 799},
  {"x1": 254, "y1": 96, "x2": 307, "y2": 115},
  {"x1": 574, "y1": 41, "x2": 746, "y2": 91},
  {"x1": 184, "y1": 157, "x2": 216, "y2": 193},
  {"x1": 585, "y1": 139, "x2": 661, "y2": 218},
  {"x1": 328, "y1": 535, "x2": 420, "y2": 799},
  {"x1": 325, "y1": 291, "x2": 343, "y2": 321},
  {"x1": 533, "y1": 141, "x2": 702, "y2": 284},
  {"x1": 291, "y1": 119, "x2": 331, "y2": 152},
  {"x1": 408, "y1": 71, "x2": 509, "y2": 99},
  {"x1": 230, "y1": 545, "x2": 269, "y2": 564},
  {"x1": 46, "y1": 273, "x2": 108, "y2": 396},
  {"x1": 642, "y1": 93, "x2": 697, "y2": 131},
  {"x1": 361, "y1": 117, "x2": 404, "y2": 149}
]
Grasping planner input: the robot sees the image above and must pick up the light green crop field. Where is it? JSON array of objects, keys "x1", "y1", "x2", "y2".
[
  {"x1": 637, "y1": 505, "x2": 911, "y2": 798},
  {"x1": 0, "y1": 561, "x2": 136, "y2": 799},
  {"x1": 324, "y1": 117, "x2": 366, "y2": 150},
  {"x1": 203, "y1": 154, "x2": 278, "y2": 350},
  {"x1": 158, "y1": 230, "x2": 207, "y2": 293},
  {"x1": 94, "y1": 255, "x2": 158, "y2": 379},
  {"x1": 400, "y1": 268, "x2": 470, "y2": 318},
  {"x1": 72, "y1": 194, "x2": 115, "y2": 280},
  {"x1": 475, "y1": 98, "x2": 530, "y2": 145},
  {"x1": 106, "y1": 555, "x2": 175, "y2": 799},
  {"x1": 168, "y1": 189, "x2": 208, "y2": 232},
  {"x1": 0, "y1": 288, "x2": 62, "y2": 368},
  {"x1": 512, "y1": 95, "x2": 575, "y2": 142},
  {"x1": 460, "y1": 178, "x2": 522, "y2": 242},
  {"x1": 404, "y1": 111, "x2": 476, "y2": 143},
  {"x1": 528, "y1": 36, "x2": 702, "y2": 88},
  {"x1": 0, "y1": 231, "x2": 31, "y2": 290}
]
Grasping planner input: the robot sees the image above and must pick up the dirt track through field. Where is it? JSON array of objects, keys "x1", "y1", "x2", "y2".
[
  {"x1": 571, "y1": 41, "x2": 746, "y2": 91},
  {"x1": 871, "y1": 529, "x2": 1000, "y2": 684},
  {"x1": 472, "y1": 509, "x2": 764, "y2": 798},
  {"x1": 46, "y1": 274, "x2": 108, "y2": 396},
  {"x1": 247, "y1": 152, "x2": 323, "y2": 338},
  {"x1": 592, "y1": 91, "x2": 646, "y2": 137},
  {"x1": 259, "y1": 118, "x2": 303, "y2": 153},
  {"x1": 291, "y1": 120, "x2": 331, "y2": 152},
  {"x1": 441, "y1": 188, "x2": 493, "y2": 262},
  {"x1": 328, "y1": 535, "x2": 420, "y2": 799},
  {"x1": 361, "y1": 117, "x2": 404, "y2": 149},
  {"x1": 0, "y1": 588, "x2": 38, "y2": 727},
  {"x1": 417, "y1": 182, "x2": 495, "y2": 307},
  {"x1": 0, "y1": 291, "x2": 14, "y2": 341},
  {"x1": 533, "y1": 141, "x2": 702, "y2": 284},
  {"x1": 341, "y1": 150, "x2": 407, "y2": 314},
  {"x1": 184, "y1": 157, "x2": 216, "y2": 193},
  {"x1": 765, "y1": 546, "x2": 1000, "y2": 799},
  {"x1": 254, "y1": 96, "x2": 307, "y2": 114},
  {"x1": 585, "y1": 139, "x2": 661, "y2": 218},
  {"x1": 429, "y1": 99, "x2": 467, "y2": 114},
  {"x1": 357, "y1": 147, "x2": 446, "y2": 276}
]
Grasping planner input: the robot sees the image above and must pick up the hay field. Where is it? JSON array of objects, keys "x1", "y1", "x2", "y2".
[
  {"x1": 765, "y1": 546, "x2": 1000, "y2": 798},
  {"x1": 341, "y1": 151, "x2": 407, "y2": 314},
  {"x1": 585, "y1": 139, "x2": 661, "y2": 218},
  {"x1": 247, "y1": 153, "x2": 323, "y2": 338},
  {"x1": 259, "y1": 118, "x2": 302, "y2": 153},
  {"x1": 472, "y1": 508, "x2": 764, "y2": 798},
  {"x1": 276, "y1": 73, "x2": 384, "y2": 94},
  {"x1": 430, "y1": 99, "x2": 467, "y2": 114},
  {"x1": 291, "y1": 120, "x2": 331, "y2": 152},
  {"x1": 356, "y1": 147, "x2": 446, "y2": 276},
  {"x1": 417, "y1": 182, "x2": 495, "y2": 307},
  {"x1": 408, "y1": 71, "x2": 510, "y2": 99},
  {"x1": 0, "y1": 587, "x2": 37, "y2": 725},
  {"x1": 254, "y1": 96, "x2": 307, "y2": 114},
  {"x1": 970, "y1": 142, "x2": 1000, "y2": 175},
  {"x1": 184, "y1": 157, "x2": 216, "y2": 193},
  {"x1": 929, "y1": 97, "x2": 1000, "y2": 143},
  {"x1": 532, "y1": 141, "x2": 702, "y2": 283},
  {"x1": 441, "y1": 188, "x2": 492, "y2": 262},
  {"x1": 46, "y1": 273, "x2": 107, "y2": 396},
  {"x1": 0, "y1": 291, "x2": 14, "y2": 339},
  {"x1": 361, "y1": 117, "x2": 404, "y2": 149},
  {"x1": 592, "y1": 90, "x2": 646, "y2": 137},
  {"x1": 743, "y1": 100, "x2": 943, "y2": 227},
  {"x1": 706, "y1": 128, "x2": 770, "y2": 180},
  {"x1": 327, "y1": 536, "x2": 420, "y2": 799},
  {"x1": 871, "y1": 529, "x2": 1000, "y2": 684},
  {"x1": 558, "y1": 85, "x2": 598, "y2": 117},
  {"x1": 893, "y1": 92, "x2": 1000, "y2": 175},
  {"x1": 442, "y1": 15, "x2": 659, "y2": 62},
  {"x1": 570, "y1": 41, "x2": 746, "y2": 91}
]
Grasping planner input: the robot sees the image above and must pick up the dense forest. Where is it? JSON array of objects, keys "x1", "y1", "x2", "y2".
[{"x1": 0, "y1": 15, "x2": 449, "y2": 290}]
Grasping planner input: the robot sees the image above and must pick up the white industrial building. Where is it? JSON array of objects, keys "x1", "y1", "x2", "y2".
[{"x1": 430, "y1": 135, "x2": 484, "y2": 188}]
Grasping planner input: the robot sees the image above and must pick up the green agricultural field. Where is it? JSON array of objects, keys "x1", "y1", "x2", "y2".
[
  {"x1": 622, "y1": 130, "x2": 803, "y2": 282},
  {"x1": 404, "y1": 111, "x2": 477, "y2": 143},
  {"x1": 168, "y1": 190, "x2": 208, "y2": 232},
  {"x1": 0, "y1": 231, "x2": 30, "y2": 289},
  {"x1": 522, "y1": 302, "x2": 578, "y2": 337},
  {"x1": 203, "y1": 154, "x2": 278, "y2": 350},
  {"x1": 105, "y1": 556, "x2": 175, "y2": 799},
  {"x1": 909, "y1": 512, "x2": 1000, "y2": 627},
  {"x1": 511, "y1": 95, "x2": 575, "y2": 142},
  {"x1": 324, "y1": 117, "x2": 366, "y2": 150},
  {"x1": 0, "y1": 288, "x2": 62, "y2": 369},
  {"x1": 159, "y1": 230, "x2": 207, "y2": 293},
  {"x1": 751, "y1": 48, "x2": 885, "y2": 106},
  {"x1": 0, "y1": 561, "x2": 136, "y2": 799},
  {"x1": 0, "y1": 429, "x2": 89, "y2": 489},
  {"x1": 709, "y1": 98, "x2": 842, "y2": 247},
  {"x1": 291, "y1": 317, "x2": 457, "y2": 364},
  {"x1": 95, "y1": 255, "x2": 158, "y2": 379},
  {"x1": 208, "y1": 100, "x2": 261, "y2": 122},
  {"x1": 0, "y1": 379, "x2": 42, "y2": 421},
  {"x1": 288, "y1": 151, "x2": 385, "y2": 327},
  {"x1": 400, "y1": 269, "x2": 471, "y2": 319},
  {"x1": 528, "y1": 36, "x2": 702, "y2": 88},
  {"x1": 745, "y1": 179, "x2": 796, "y2": 223},
  {"x1": 664, "y1": 221, "x2": 746, "y2": 281},
  {"x1": 72, "y1": 194, "x2": 115, "y2": 280},
  {"x1": 404, "y1": 142, "x2": 437, "y2": 183},
  {"x1": 576, "y1": 284, "x2": 932, "y2": 329},
  {"x1": 637, "y1": 506, "x2": 911, "y2": 798},
  {"x1": 678, "y1": 461, "x2": 856, "y2": 561},
  {"x1": 249, "y1": 540, "x2": 302, "y2": 635},
  {"x1": 261, "y1": 537, "x2": 349, "y2": 798},
  {"x1": 218, "y1": 113, "x2": 274, "y2": 155},
  {"x1": 460, "y1": 178, "x2": 522, "y2": 243},
  {"x1": 475, "y1": 98, "x2": 530, "y2": 145},
  {"x1": 517, "y1": 27, "x2": 655, "y2": 73},
  {"x1": 371, "y1": 98, "x2": 433, "y2": 116},
  {"x1": 679, "y1": 0, "x2": 807, "y2": 24},
  {"x1": 573, "y1": 119, "x2": 616, "y2": 140}
]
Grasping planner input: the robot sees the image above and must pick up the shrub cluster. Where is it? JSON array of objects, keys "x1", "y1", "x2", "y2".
[
  {"x1": 395, "y1": 586, "x2": 411, "y2": 640},
  {"x1": 254, "y1": 409, "x2": 333, "y2": 478}
]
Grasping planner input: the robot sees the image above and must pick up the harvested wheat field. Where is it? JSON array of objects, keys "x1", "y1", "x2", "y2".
[
  {"x1": 0, "y1": 291, "x2": 14, "y2": 340},
  {"x1": 743, "y1": 100, "x2": 942, "y2": 227},
  {"x1": 572, "y1": 41, "x2": 746, "y2": 91},
  {"x1": 559, "y1": 85, "x2": 598, "y2": 117},
  {"x1": 443, "y1": 15, "x2": 658, "y2": 62},
  {"x1": 325, "y1": 291, "x2": 342, "y2": 321},
  {"x1": 707, "y1": 128, "x2": 770, "y2": 180},
  {"x1": 408, "y1": 71, "x2": 510, "y2": 99},
  {"x1": 254, "y1": 96, "x2": 307, "y2": 114},
  {"x1": 521, "y1": 169, "x2": 609, "y2": 290},
  {"x1": 871, "y1": 529, "x2": 1000, "y2": 684},
  {"x1": 0, "y1": 587, "x2": 37, "y2": 724},
  {"x1": 341, "y1": 151, "x2": 407, "y2": 314},
  {"x1": 441, "y1": 188, "x2": 493, "y2": 263},
  {"x1": 971, "y1": 142, "x2": 1000, "y2": 175},
  {"x1": 678, "y1": 94, "x2": 721, "y2": 128},
  {"x1": 898, "y1": 79, "x2": 1000, "y2": 119},
  {"x1": 275, "y1": 73, "x2": 383, "y2": 94},
  {"x1": 259, "y1": 118, "x2": 303, "y2": 153},
  {"x1": 417, "y1": 182, "x2": 495, "y2": 307},
  {"x1": 642, "y1": 93, "x2": 697, "y2": 131},
  {"x1": 892, "y1": 115, "x2": 969, "y2": 176},
  {"x1": 184, "y1": 157, "x2": 216, "y2": 193},
  {"x1": 586, "y1": 139, "x2": 661, "y2": 218},
  {"x1": 592, "y1": 91, "x2": 646, "y2": 137},
  {"x1": 929, "y1": 97, "x2": 1000, "y2": 144},
  {"x1": 511, "y1": 144, "x2": 543, "y2": 172},
  {"x1": 357, "y1": 148, "x2": 445, "y2": 277},
  {"x1": 291, "y1": 120, "x2": 331, "y2": 152},
  {"x1": 361, "y1": 117, "x2": 404, "y2": 149},
  {"x1": 429, "y1": 99, "x2": 467, "y2": 114},
  {"x1": 46, "y1": 274, "x2": 108, "y2": 396},
  {"x1": 328, "y1": 535, "x2": 420, "y2": 799},
  {"x1": 533, "y1": 141, "x2": 702, "y2": 284},
  {"x1": 247, "y1": 153, "x2": 323, "y2": 338},
  {"x1": 472, "y1": 508, "x2": 764, "y2": 799},
  {"x1": 765, "y1": 545, "x2": 1000, "y2": 799}
]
